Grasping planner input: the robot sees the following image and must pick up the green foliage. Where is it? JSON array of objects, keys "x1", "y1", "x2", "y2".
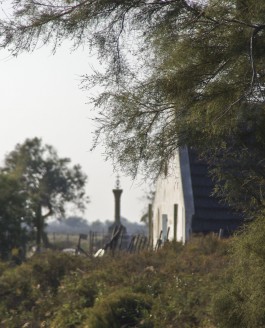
[
  {"x1": 1, "y1": 0, "x2": 265, "y2": 214},
  {"x1": 0, "y1": 251, "x2": 93, "y2": 327},
  {"x1": 85, "y1": 289, "x2": 153, "y2": 328},
  {"x1": 0, "y1": 263, "x2": 41, "y2": 327},
  {"x1": 1, "y1": 137, "x2": 88, "y2": 250},
  {"x1": 0, "y1": 236, "x2": 230, "y2": 327},
  {"x1": 30, "y1": 251, "x2": 87, "y2": 294},
  {"x1": 213, "y1": 217, "x2": 265, "y2": 328},
  {"x1": 51, "y1": 272, "x2": 98, "y2": 328},
  {"x1": 0, "y1": 173, "x2": 29, "y2": 259}
]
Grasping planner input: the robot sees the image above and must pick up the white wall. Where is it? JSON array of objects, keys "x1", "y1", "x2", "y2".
[{"x1": 152, "y1": 147, "x2": 194, "y2": 245}]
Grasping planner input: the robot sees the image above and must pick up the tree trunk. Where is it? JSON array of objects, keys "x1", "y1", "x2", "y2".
[
  {"x1": 35, "y1": 204, "x2": 43, "y2": 252},
  {"x1": 42, "y1": 230, "x2": 50, "y2": 248}
]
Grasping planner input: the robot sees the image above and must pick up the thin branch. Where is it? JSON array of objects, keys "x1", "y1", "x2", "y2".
[
  {"x1": 213, "y1": 94, "x2": 246, "y2": 123},
  {"x1": 31, "y1": 0, "x2": 73, "y2": 9},
  {"x1": 249, "y1": 26, "x2": 265, "y2": 100}
]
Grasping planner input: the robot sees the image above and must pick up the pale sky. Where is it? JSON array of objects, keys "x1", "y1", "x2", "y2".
[{"x1": 0, "y1": 44, "x2": 148, "y2": 223}]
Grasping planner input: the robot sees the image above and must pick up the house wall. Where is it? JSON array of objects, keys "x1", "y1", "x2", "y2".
[{"x1": 152, "y1": 147, "x2": 194, "y2": 245}]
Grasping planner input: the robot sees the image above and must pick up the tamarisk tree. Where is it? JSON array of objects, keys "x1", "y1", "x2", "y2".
[{"x1": 1, "y1": 1, "x2": 265, "y2": 214}]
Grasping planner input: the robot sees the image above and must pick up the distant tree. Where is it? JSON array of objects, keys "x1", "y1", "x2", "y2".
[
  {"x1": 63, "y1": 216, "x2": 89, "y2": 228},
  {"x1": 0, "y1": 173, "x2": 29, "y2": 259},
  {"x1": 2, "y1": 138, "x2": 88, "y2": 251},
  {"x1": 90, "y1": 219, "x2": 105, "y2": 232}
]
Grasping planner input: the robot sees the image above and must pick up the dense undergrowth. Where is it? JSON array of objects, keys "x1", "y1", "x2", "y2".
[
  {"x1": 0, "y1": 234, "x2": 230, "y2": 328},
  {"x1": 2, "y1": 222, "x2": 265, "y2": 328},
  {"x1": 212, "y1": 217, "x2": 265, "y2": 328},
  {"x1": 1, "y1": 226, "x2": 265, "y2": 328}
]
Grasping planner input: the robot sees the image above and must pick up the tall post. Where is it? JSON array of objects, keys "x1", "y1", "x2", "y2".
[
  {"x1": 148, "y1": 204, "x2": 153, "y2": 243},
  {"x1": 112, "y1": 175, "x2": 123, "y2": 226},
  {"x1": 173, "y1": 203, "x2": 178, "y2": 241}
]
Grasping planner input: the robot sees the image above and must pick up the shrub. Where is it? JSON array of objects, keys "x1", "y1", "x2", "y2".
[
  {"x1": 0, "y1": 264, "x2": 41, "y2": 327},
  {"x1": 84, "y1": 289, "x2": 153, "y2": 328},
  {"x1": 0, "y1": 237, "x2": 232, "y2": 328},
  {"x1": 0, "y1": 251, "x2": 94, "y2": 327},
  {"x1": 50, "y1": 272, "x2": 98, "y2": 328},
  {"x1": 212, "y1": 288, "x2": 243, "y2": 328},
  {"x1": 0, "y1": 261, "x2": 9, "y2": 276},
  {"x1": 213, "y1": 217, "x2": 265, "y2": 328},
  {"x1": 30, "y1": 251, "x2": 91, "y2": 293}
]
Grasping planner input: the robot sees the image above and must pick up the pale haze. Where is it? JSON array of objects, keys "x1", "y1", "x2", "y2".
[{"x1": 0, "y1": 45, "x2": 148, "y2": 223}]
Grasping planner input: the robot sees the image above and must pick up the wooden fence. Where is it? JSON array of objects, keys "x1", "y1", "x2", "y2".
[{"x1": 47, "y1": 230, "x2": 154, "y2": 256}]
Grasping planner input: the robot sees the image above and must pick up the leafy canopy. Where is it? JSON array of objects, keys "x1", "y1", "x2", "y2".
[
  {"x1": 1, "y1": 0, "x2": 265, "y2": 213},
  {"x1": 1, "y1": 137, "x2": 88, "y2": 248},
  {"x1": 2, "y1": 137, "x2": 88, "y2": 217},
  {"x1": 0, "y1": 173, "x2": 29, "y2": 259}
]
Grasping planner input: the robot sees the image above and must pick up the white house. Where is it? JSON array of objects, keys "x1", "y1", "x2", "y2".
[{"x1": 152, "y1": 147, "x2": 243, "y2": 245}]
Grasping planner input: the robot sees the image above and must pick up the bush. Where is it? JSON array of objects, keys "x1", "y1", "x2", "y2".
[
  {"x1": 84, "y1": 289, "x2": 153, "y2": 328},
  {"x1": 50, "y1": 272, "x2": 98, "y2": 328},
  {"x1": 213, "y1": 217, "x2": 265, "y2": 328},
  {"x1": 0, "y1": 251, "x2": 94, "y2": 327},
  {"x1": 212, "y1": 289, "x2": 243, "y2": 328},
  {"x1": 0, "y1": 237, "x2": 231, "y2": 327},
  {"x1": 0, "y1": 264, "x2": 41, "y2": 327},
  {"x1": 30, "y1": 251, "x2": 91, "y2": 293}
]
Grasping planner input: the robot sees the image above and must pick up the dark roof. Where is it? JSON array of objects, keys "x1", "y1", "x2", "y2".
[{"x1": 188, "y1": 149, "x2": 244, "y2": 234}]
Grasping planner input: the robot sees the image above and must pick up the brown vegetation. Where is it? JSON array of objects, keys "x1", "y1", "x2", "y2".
[{"x1": 0, "y1": 235, "x2": 230, "y2": 327}]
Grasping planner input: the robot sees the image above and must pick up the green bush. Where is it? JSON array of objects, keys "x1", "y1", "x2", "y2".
[
  {"x1": 30, "y1": 251, "x2": 91, "y2": 293},
  {"x1": 0, "y1": 251, "x2": 94, "y2": 327},
  {"x1": 50, "y1": 272, "x2": 98, "y2": 328},
  {"x1": 0, "y1": 264, "x2": 38, "y2": 311},
  {"x1": 212, "y1": 289, "x2": 243, "y2": 328},
  {"x1": 84, "y1": 289, "x2": 153, "y2": 328},
  {"x1": 0, "y1": 264, "x2": 41, "y2": 327},
  {"x1": 213, "y1": 217, "x2": 265, "y2": 328},
  {"x1": 0, "y1": 260, "x2": 9, "y2": 275},
  {"x1": 0, "y1": 237, "x2": 231, "y2": 328}
]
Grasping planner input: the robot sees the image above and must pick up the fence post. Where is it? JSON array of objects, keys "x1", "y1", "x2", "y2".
[
  {"x1": 155, "y1": 230, "x2": 163, "y2": 251},
  {"x1": 167, "y1": 227, "x2": 170, "y2": 241},
  {"x1": 148, "y1": 204, "x2": 153, "y2": 246},
  {"x1": 174, "y1": 204, "x2": 178, "y2": 242},
  {"x1": 89, "y1": 231, "x2": 93, "y2": 254},
  {"x1": 134, "y1": 235, "x2": 140, "y2": 253}
]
